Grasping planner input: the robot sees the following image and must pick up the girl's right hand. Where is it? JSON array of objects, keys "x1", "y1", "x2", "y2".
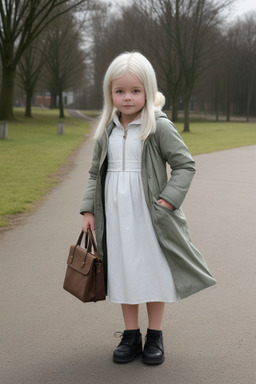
[{"x1": 82, "y1": 212, "x2": 95, "y2": 233}]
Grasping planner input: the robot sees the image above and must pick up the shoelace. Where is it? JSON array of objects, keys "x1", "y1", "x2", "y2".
[
  {"x1": 114, "y1": 331, "x2": 137, "y2": 346},
  {"x1": 145, "y1": 333, "x2": 162, "y2": 349},
  {"x1": 114, "y1": 332, "x2": 123, "y2": 339}
]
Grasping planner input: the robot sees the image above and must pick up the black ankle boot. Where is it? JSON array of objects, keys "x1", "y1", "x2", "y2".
[
  {"x1": 143, "y1": 329, "x2": 164, "y2": 365},
  {"x1": 113, "y1": 329, "x2": 142, "y2": 363}
]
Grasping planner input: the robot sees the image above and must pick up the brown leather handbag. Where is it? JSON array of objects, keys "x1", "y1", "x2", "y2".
[{"x1": 63, "y1": 229, "x2": 106, "y2": 302}]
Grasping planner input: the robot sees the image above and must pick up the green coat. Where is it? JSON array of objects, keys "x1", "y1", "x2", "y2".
[{"x1": 80, "y1": 111, "x2": 216, "y2": 300}]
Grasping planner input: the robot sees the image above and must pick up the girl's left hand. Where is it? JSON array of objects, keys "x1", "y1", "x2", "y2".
[{"x1": 158, "y1": 199, "x2": 175, "y2": 210}]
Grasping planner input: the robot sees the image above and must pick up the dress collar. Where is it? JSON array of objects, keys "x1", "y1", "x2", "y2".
[{"x1": 113, "y1": 113, "x2": 142, "y2": 129}]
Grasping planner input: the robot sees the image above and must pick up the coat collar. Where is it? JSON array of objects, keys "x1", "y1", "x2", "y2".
[{"x1": 105, "y1": 109, "x2": 168, "y2": 138}]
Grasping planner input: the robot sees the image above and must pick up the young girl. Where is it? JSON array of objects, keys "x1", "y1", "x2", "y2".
[{"x1": 80, "y1": 52, "x2": 216, "y2": 365}]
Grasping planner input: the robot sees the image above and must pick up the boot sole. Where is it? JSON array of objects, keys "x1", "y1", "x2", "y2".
[
  {"x1": 142, "y1": 355, "x2": 165, "y2": 365},
  {"x1": 113, "y1": 348, "x2": 142, "y2": 364}
]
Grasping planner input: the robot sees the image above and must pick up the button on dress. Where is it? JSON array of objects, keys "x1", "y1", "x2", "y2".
[{"x1": 105, "y1": 115, "x2": 177, "y2": 304}]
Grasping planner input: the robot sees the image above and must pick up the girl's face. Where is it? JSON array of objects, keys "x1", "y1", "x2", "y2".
[{"x1": 111, "y1": 72, "x2": 146, "y2": 124}]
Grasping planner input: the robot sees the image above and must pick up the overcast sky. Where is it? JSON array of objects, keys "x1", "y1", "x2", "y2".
[
  {"x1": 233, "y1": 0, "x2": 256, "y2": 16},
  {"x1": 109, "y1": 0, "x2": 256, "y2": 19}
]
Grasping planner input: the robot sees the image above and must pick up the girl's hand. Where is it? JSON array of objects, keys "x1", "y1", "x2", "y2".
[
  {"x1": 158, "y1": 199, "x2": 175, "y2": 211},
  {"x1": 82, "y1": 212, "x2": 95, "y2": 232}
]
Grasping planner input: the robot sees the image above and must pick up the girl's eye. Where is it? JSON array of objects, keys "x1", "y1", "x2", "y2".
[
  {"x1": 133, "y1": 90, "x2": 140, "y2": 93},
  {"x1": 116, "y1": 90, "x2": 123, "y2": 94}
]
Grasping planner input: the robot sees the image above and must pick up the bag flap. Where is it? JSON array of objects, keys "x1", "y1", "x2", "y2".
[{"x1": 67, "y1": 245, "x2": 98, "y2": 275}]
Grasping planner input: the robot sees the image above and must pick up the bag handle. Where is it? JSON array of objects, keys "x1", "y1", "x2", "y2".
[{"x1": 76, "y1": 229, "x2": 97, "y2": 254}]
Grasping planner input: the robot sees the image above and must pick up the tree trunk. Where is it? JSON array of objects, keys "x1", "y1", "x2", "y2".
[
  {"x1": 246, "y1": 79, "x2": 253, "y2": 123},
  {"x1": 214, "y1": 82, "x2": 220, "y2": 121},
  {"x1": 25, "y1": 90, "x2": 33, "y2": 117},
  {"x1": 0, "y1": 66, "x2": 16, "y2": 120},
  {"x1": 226, "y1": 100, "x2": 231, "y2": 122},
  {"x1": 215, "y1": 93, "x2": 219, "y2": 122},
  {"x1": 183, "y1": 96, "x2": 190, "y2": 132},
  {"x1": 50, "y1": 92, "x2": 58, "y2": 109},
  {"x1": 58, "y1": 90, "x2": 65, "y2": 119},
  {"x1": 215, "y1": 105, "x2": 219, "y2": 122},
  {"x1": 171, "y1": 97, "x2": 179, "y2": 122}
]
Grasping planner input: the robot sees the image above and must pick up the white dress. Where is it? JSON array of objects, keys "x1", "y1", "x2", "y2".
[{"x1": 105, "y1": 115, "x2": 177, "y2": 304}]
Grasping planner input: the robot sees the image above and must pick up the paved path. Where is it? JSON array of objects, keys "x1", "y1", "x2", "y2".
[
  {"x1": 67, "y1": 109, "x2": 95, "y2": 121},
  {"x1": 1, "y1": 124, "x2": 256, "y2": 384}
]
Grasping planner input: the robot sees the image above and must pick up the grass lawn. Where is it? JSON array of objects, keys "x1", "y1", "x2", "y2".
[
  {"x1": 0, "y1": 108, "x2": 256, "y2": 228},
  {"x1": 176, "y1": 120, "x2": 256, "y2": 155},
  {"x1": 0, "y1": 108, "x2": 90, "y2": 227}
]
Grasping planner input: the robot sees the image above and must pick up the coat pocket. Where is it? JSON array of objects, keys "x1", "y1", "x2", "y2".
[
  {"x1": 152, "y1": 199, "x2": 191, "y2": 240},
  {"x1": 153, "y1": 197, "x2": 176, "y2": 214}
]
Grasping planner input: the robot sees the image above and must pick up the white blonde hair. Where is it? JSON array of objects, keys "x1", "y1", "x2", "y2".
[{"x1": 94, "y1": 52, "x2": 159, "y2": 140}]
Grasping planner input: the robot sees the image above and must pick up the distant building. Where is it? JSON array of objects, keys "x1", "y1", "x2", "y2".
[
  {"x1": 34, "y1": 94, "x2": 51, "y2": 108},
  {"x1": 32, "y1": 91, "x2": 74, "y2": 108}
]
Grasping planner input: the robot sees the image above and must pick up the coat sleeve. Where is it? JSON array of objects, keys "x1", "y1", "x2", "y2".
[
  {"x1": 80, "y1": 139, "x2": 102, "y2": 215},
  {"x1": 156, "y1": 118, "x2": 196, "y2": 209}
]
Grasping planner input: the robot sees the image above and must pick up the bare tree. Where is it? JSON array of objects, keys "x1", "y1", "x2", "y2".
[
  {"x1": 238, "y1": 13, "x2": 256, "y2": 121},
  {"x1": 0, "y1": 0, "x2": 96, "y2": 120},
  {"x1": 129, "y1": 1, "x2": 182, "y2": 121},
  {"x1": 17, "y1": 38, "x2": 46, "y2": 117},
  {"x1": 43, "y1": 12, "x2": 86, "y2": 118},
  {"x1": 89, "y1": 5, "x2": 115, "y2": 109},
  {"x1": 131, "y1": 0, "x2": 234, "y2": 131},
  {"x1": 173, "y1": 0, "x2": 235, "y2": 131},
  {"x1": 90, "y1": 3, "x2": 177, "y2": 111},
  {"x1": 220, "y1": 25, "x2": 242, "y2": 121},
  {"x1": 182, "y1": 11, "x2": 256, "y2": 122}
]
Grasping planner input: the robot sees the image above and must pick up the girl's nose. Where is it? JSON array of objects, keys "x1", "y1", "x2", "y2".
[{"x1": 124, "y1": 93, "x2": 132, "y2": 100}]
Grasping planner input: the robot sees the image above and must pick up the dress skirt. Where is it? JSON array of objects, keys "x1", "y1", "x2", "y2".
[{"x1": 105, "y1": 117, "x2": 177, "y2": 304}]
